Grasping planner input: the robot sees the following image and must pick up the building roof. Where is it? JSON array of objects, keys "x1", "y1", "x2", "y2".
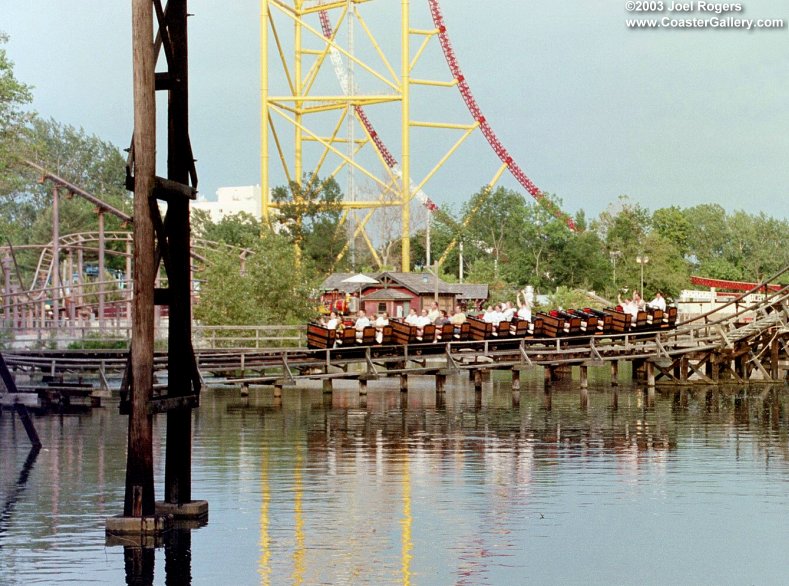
[
  {"x1": 362, "y1": 288, "x2": 413, "y2": 301},
  {"x1": 320, "y1": 271, "x2": 489, "y2": 301},
  {"x1": 319, "y1": 273, "x2": 370, "y2": 291},
  {"x1": 449, "y1": 283, "x2": 489, "y2": 300},
  {"x1": 375, "y1": 272, "x2": 455, "y2": 295}
]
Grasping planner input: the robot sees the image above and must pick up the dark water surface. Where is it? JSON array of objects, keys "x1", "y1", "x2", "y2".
[{"x1": 2, "y1": 372, "x2": 789, "y2": 585}]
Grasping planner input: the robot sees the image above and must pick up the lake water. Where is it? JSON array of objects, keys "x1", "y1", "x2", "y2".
[{"x1": 1, "y1": 371, "x2": 788, "y2": 585}]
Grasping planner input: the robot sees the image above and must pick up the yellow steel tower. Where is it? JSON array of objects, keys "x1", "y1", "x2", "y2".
[
  {"x1": 262, "y1": 0, "x2": 414, "y2": 270},
  {"x1": 260, "y1": 1, "x2": 536, "y2": 272}
]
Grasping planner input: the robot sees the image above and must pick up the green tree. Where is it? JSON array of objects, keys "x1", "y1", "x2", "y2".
[
  {"x1": 270, "y1": 174, "x2": 345, "y2": 268},
  {"x1": 192, "y1": 209, "x2": 261, "y2": 249},
  {"x1": 27, "y1": 118, "x2": 129, "y2": 239},
  {"x1": 652, "y1": 206, "x2": 691, "y2": 256},
  {"x1": 0, "y1": 34, "x2": 33, "y2": 194},
  {"x1": 194, "y1": 231, "x2": 316, "y2": 326}
]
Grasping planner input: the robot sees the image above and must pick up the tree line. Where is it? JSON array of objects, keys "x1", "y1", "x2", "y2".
[{"x1": 2, "y1": 33, "x2": 787, "y2": 327}]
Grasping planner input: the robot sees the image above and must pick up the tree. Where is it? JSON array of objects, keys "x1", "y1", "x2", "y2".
[
  {"x1": 270, "y1": 174, "x2": 346, "y2": 269},
  {"x1": 194, "y1": 231, "x2": 316, "y2": 326},
  {"x1": 0, "y1": 34, "x2": 33, "y2": 195},
  {"x1": 652, "y1": 206, "x2": 691, "y2": 256},
  {"x1": 192, "y1": 209, "x2": 260, "y2": 249}
]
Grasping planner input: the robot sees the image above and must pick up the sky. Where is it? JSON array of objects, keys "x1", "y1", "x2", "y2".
[{"x1": 2, "y1": 0, "x2": 789, "y2": 221}]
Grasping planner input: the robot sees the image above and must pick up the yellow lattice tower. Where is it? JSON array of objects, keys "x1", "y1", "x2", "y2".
[{"x1": 261, "y1": 1, "x2": 576, "y2": 272}]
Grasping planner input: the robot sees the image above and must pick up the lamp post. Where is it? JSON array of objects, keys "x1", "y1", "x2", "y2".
[
  {"x1": 636, "y1": 255, "x2": 649, "y2": 298},
  {"x1": 609, "y1": 250, "x2": 621, "y2": 290}
]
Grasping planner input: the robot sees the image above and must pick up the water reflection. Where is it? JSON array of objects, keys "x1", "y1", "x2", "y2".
[
  {"x1": 1, "y1": 374, "x2": 788, "y2": 584},
  {"x1": 0, "y1": 445, "x2": 40, "y2": 542}
]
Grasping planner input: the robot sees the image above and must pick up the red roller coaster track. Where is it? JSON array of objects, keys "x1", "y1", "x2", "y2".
[{"x1": 319, "y1": 1, "x2": 577, "y2": 231}]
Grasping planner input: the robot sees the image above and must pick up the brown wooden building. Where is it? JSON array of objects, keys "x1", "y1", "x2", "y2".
[{"x1": 319, "y1": 272, "x2": 488, "y2": 318}]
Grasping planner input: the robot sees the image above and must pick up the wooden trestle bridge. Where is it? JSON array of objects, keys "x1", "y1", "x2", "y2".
[{"x1": 3, "y1": 274, "x2": 789, "y2": 410}]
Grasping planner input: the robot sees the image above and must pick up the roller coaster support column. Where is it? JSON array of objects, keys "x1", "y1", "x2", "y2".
[
  {"x1": 51, "y1": 185, "x2": 60, "y2": 328},
  {"x1": 646, "y1": 362, "x2": 656, "y2": 388},
  {"x1": 158, "y1": 0, "x2": 206, "y2": 523},
  {"x1": 435, "y1": 373, "x2": 446, "y2": 393},
  {"x1": 98, "y1": 211, "x2": 106, "y2": 332},
  {"x1": 400, "y1": 0, "x2": 411, "y2": 271},
  {"x1": 2, "y1": 255, "x2": 10, "y2": 326}
]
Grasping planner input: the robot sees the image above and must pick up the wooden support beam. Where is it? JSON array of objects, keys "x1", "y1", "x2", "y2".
[
  {"x1": 124, "y1": 0, "x2": 157, "y2": 520},
  {"x1": 511, "y1": 368, "x2": 520, "y2": 391}
]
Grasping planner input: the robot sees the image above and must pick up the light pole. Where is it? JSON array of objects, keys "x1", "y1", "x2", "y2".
[
  {"x1": 636, "y1": 255, "x2": 649, "y2": 298},
  {"x1": 609, "y1": 250, "x2": 621, "y2": 290}
]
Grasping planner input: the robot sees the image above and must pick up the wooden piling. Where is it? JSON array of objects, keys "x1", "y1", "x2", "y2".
[
  {"x1": 473, "y1": 369, "x2": 482, "y2": 392},
  {"x1": 162, "y1": 0, "x2": 200, "y2": 513},
  {"x1": 511, "y1": 369, "x2": 520, "y2": 391},
  {"x1": 647, "y1": 361, "x2": 655, "y2": 388},
  {"x1": 123, "y1": 0, "x2": 157, "y2": 520},
  {"x1": 646, "y1": 386, "x2": 655, "y2": 409},
  {"x1": 435, "y1": 373, "x2": 446, "y2": 393},
  {"x1": 580, "y1": 365, "x2": 588, "y2": 389},
  {"x1": 322, "y1": 378, "x2": 333, "y2": 394},
  {"x1": 359, "y1": 378, "x2": 368, "y2": 395},
  {"x1": 400, "y1": 374, "x2": 408, "y2": 392}
]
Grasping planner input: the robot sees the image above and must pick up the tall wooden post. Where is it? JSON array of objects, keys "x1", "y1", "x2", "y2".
[
  {"x1": 98, "y1": 211, "x2": 106, "y2": 332},
  {"x1": 161, "y1": 0, "x2": 203, "y2": 513},
  {"x1": 2, "y1": 255, "x2": 11, "y2": 326},
  {"x1": 52, "y1": 186, "x2": 60, "y2": 326},
  {"x1": 123, "y1": 0, "x2": 157, "y2": 519}
]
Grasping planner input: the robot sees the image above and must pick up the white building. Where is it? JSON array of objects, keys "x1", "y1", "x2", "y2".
[{"x1": 192, "y1": 185, "x2": 262, "y2": 222}]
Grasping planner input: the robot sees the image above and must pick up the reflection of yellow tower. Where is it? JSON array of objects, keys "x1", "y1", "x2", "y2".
[
  {"x1": 400, "y1": 449, "x2": 413, "y2": 585},
  {"x1": 258, "y1": 446, "x2": 271, "y2": 585}
]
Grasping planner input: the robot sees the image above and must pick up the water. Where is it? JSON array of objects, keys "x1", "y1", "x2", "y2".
[{"x1": 1, "y1": 372, "x2": 788, "y2": 585}]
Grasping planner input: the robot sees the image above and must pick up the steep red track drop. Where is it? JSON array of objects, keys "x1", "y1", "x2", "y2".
[
  {"x1": 428, "y1": 0, "x2": 576, "y2": 230},
  {"x1": 318, "y1": 3, "x2": 576, "y2": 230}
]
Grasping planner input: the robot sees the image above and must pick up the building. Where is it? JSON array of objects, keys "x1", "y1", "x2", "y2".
[
  {"x1": 192, "y1": 185, "x2": 262, "y2": 222},
  {"x1": 319, "y1": 272, "x2": 489, "y2": 318}
]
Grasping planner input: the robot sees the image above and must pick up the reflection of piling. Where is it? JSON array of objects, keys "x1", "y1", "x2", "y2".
[{"x1": 435, "y1": 373, "x2": 446, "y2": 394}]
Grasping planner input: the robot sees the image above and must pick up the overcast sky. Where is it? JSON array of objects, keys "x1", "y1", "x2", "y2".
[{"x1": 3, "y1": 0, "x2": 789, "y2": 221}]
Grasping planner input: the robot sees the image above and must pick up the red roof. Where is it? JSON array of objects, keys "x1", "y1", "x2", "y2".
[{"x1": 690, "y1": 276, "x2": 782, "y2": 292}]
